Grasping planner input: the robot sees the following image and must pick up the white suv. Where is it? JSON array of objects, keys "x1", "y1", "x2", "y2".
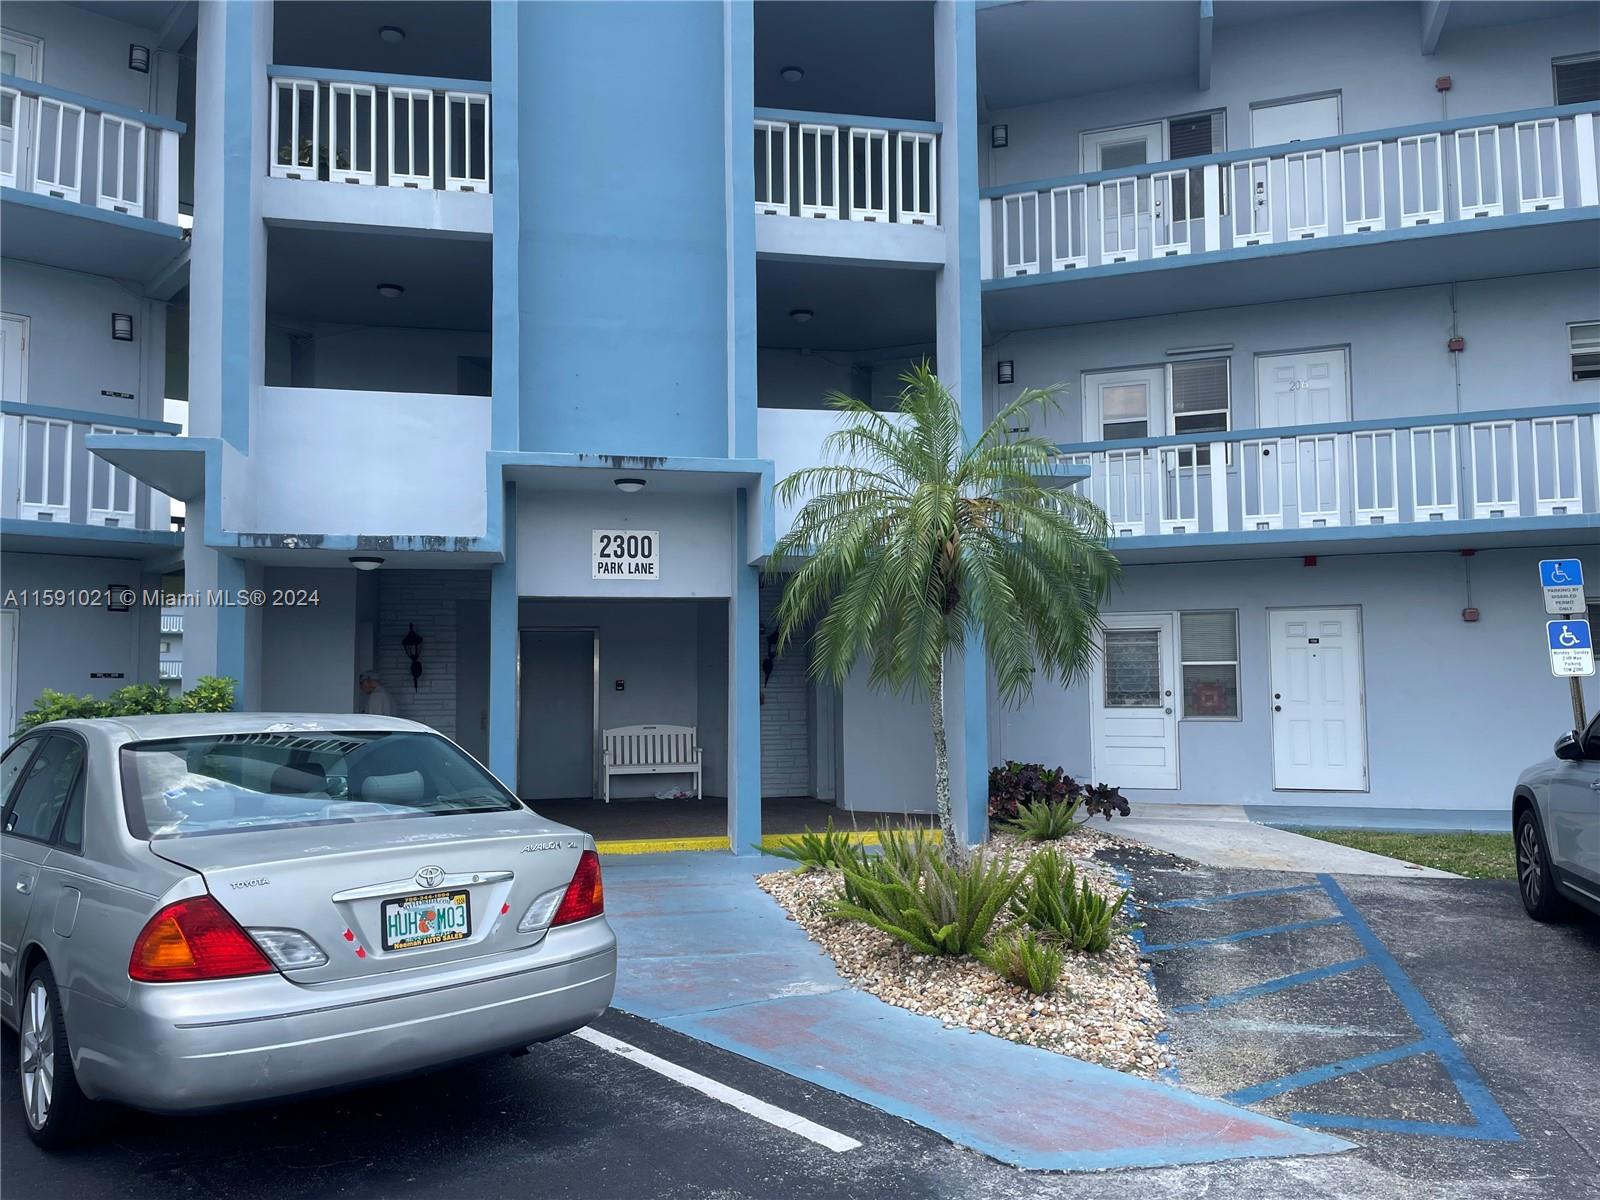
[{"x1": 1513, "y1": 712, "x2": 1600, "y2": 921}]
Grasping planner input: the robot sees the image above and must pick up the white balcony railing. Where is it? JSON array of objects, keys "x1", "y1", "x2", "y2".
[
  {"x1": 755, "y1": 109, "x2": 939, "y2": 226},
  {"x1": 1, "y1": 407, "x2": 174, "y2": 532},
  {"x1": 1055, "y1": 406, "x2": 1598, "y2": 540},
  {"x1": 160, "y1": 612, "x2": 184, "y2": 634},
  {"x1": 984, "y1": 103, "x2": 1599, "y2": 280},
  {"x1": 267, "y1": 68, "x2": 490, "y2": 193},
  {"x1": 159, "y1": 661, "x2": 182, "y2": 681},
  {"x1": 0, "y1": 75, "x2": 182, "y2": 224}
]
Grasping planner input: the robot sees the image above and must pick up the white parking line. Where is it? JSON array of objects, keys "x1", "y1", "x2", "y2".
[{"x1": 572, "y1": 1026, "x2": 862, "y2": 1153}]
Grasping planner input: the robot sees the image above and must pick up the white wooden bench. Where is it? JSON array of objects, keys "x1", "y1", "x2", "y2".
[{"x1": 601, "y1": 724, "x2": 702, "y2": 803}]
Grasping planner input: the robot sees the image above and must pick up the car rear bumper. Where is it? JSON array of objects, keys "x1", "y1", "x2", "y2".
[{"x1": 68, "y1": 919, "x2": 617, "y2": 1112}]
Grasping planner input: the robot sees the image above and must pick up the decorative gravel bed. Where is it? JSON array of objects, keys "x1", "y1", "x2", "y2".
[{"x1": 756, "y1": 827, "x2": 1174, "y2": 1079}]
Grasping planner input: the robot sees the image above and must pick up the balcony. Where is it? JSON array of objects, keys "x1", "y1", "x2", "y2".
[
  {"x1": 0, "y1": 76, "x2": 186, "y2": 280},
  {"x1": 159, "y1": 661, "x2": 182, "y2": 682},
  {"x1": 1, "y1": 402, "x2": 181, "y2": 558},
  {"x1": 1056, "y1": 404, "x2": 1599, "y2": 563},
  {"x1": 982, "y1": 104, "x2": 1600, "y2": 329},
  {"x1": 263, "y1": 67, "x2": 492, "y2": 238},
  {"x1": 160, "y1": 612, "x2": 184, "y2": 634},
  {"x1": 755, "y1": 110, "x2": 944, "y2": 267}
]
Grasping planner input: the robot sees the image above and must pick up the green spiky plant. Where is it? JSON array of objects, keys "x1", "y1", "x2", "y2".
[
  {"x1": 1014, "y1": 847, "x2": 1128, "y2": 955},
  {"x1": 766, "y1": 819, "x2": 868, "y2": 873},
  {"x1": 1005, "y1": 797, "x2": 1086, "y2": 842},
  {"x1": 767, "y1": 362, "x2": 1120, "y2": 866},
  {"x1": 980, "y1": 928, "x2": 1066, "y2": 995}
]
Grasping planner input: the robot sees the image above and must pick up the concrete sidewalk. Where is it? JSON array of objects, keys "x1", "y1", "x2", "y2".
[
  {"x1": 1105, "y1": 805, "x2": 1456, "y2": 877},
  {"x1": 600, "y1": 850, "x2": 1351, "y2": 1172}
]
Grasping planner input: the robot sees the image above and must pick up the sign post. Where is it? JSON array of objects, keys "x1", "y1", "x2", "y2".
[{"x1": 1538, "y1": 559, "x2": 1589, "y2": 730}]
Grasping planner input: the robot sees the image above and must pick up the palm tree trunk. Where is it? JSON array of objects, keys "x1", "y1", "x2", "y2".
[{"x1": 930, "y1": 649, "x2": 965, "y2": 868}]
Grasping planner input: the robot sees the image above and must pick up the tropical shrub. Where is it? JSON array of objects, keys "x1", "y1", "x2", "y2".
[
  {"x1": 1005, "y1": 797, "x2": 1085, "y2": 842},
  {"x1": 1080, "y1": 782, "x2": 1131, "y2": 822},
  {"x1": 980, "y1": 928, "x2": 1066, "y2": 996},
  {"x1": 833, "y1": 829, "x2": 1023, "y2": 956},
  {"x1": 15, "y1": 676, "x2": 237, "y2": 734},
  {"x1": 988, "y1": 761, "x2": 1081, "y2": 822},
  {"x1": 1013, "y1": 847, "x2": 1128, "y2": 954},
  {"x1": 767, "y1": 819, "x2": 868, "y2": 873}
]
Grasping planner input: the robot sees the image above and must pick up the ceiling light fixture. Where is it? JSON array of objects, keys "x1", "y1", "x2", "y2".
[
  {"x1": 349, "y1": 556, "x2": 385, "y2": 571},
  {"x1": 779, "y1": 65, "x2": 804, "y2": 83},
  {"x1": 376, "y1": 283, "x2": 405, "y2": 299},
  {"x1": 378, "y1": 25, "x2": 406, "y2": 43},
  {"x1": 614, "y1": 478, "x2": 646, "y2": 494},
  {"x1": 789, "y1": 308, "x2": 813, "y2": 324}
]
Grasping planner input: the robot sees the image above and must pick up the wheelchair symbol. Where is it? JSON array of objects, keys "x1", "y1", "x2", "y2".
[
  {"x1": 1550, "y1": 562, "x2": 1573, "y2": 584},
  {"x1": 1558, "y1": 624, "x2": 1582, "y2": 647}
]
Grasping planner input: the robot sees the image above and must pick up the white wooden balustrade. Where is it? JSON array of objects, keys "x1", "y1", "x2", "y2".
[
  {"x1": 754, "y1": 112, "x2": 938, "y2": 226},
  {"x1": 1, "y1": 411, "x2": 172, "y2": 530},
  {"x1": 1055, "y1": 407, "x2": 1597, "y2": 541},
  {"x1": 985, "y1": 104, "x2": 1599, "y2": 280}
]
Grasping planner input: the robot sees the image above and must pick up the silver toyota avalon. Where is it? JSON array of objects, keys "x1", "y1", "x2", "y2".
[{"x1": 0, "y1": 714, "x2": 617, "y2": 1147}]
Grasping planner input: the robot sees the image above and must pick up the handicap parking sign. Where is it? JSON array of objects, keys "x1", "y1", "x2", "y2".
[
  {"x1": 1539, "y1": 559, "x2": 1586, "y2": 615},
  {"x1": 1547, "y1": 619, "x2": 1595, "y2": 677}
]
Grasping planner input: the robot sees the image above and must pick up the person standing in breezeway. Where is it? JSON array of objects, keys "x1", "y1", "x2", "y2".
[{"x1": 359, "y1": 670, "x2": 396, "y2": 716}]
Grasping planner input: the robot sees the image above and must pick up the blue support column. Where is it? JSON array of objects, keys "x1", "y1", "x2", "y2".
[
  {"x1": 725, "y1": 0, "x2": 756, "y2": 458},
  {"x1": 488, "y1": 482, "x2": 519, "y2": 787},
  {"x1": 490, "y1": 0, "x2": 521, "y2": 452},
  {"x1": 728, "y1": 490, "x2": 761, "y2": 853}
]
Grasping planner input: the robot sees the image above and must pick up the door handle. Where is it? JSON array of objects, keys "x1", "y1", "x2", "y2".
[
  {"x1": 1273, "y1": 705, "x2": 1282, "y2": 712},
  {"x1": 15, "y1": 876, "x2": 33, "y2": 895},
  {"x1": 1589, "y1": 780, "x2": 1600, "y2": 791},
  {"x1": 1164, "y1": 707, "x2": 1172, "y2": 715}
]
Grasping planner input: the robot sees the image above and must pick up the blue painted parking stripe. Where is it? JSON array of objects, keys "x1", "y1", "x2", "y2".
[
  {"x1": 1146, "y1": 884, "x2": 1323, "y2": 911},
  {"x1": 1173, "y1": 957, "x2": 1372, "y2": 1013},
  {"x1": 1288, "y1": 1113, "x2": 1522, "y2": 1141},
  {"x1": 1143, "y1": 915, "x2": 1346, "y2": 953},
  {"x1": 1312, "y1": 875, "x2": 1520, "y2": 1142},
  {"x1": 1225, "y1": 1040, "x2": 1431, "y2": 1105}
]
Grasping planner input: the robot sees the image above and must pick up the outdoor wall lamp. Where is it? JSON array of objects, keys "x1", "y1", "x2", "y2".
[
  {"x1": 613, "y1": 478, "x2": 646, "y2": 494},
  {"x1": 112, "y1": 313, "x2": 134, "y2": 341},
  {"x1": 991, "y1": 124, "x2": 1009, "y2": 148},
  {"x1": 996, "y1": 360, "x2": 1014, "y2": 385},
  {"x1": 349, "y1": 556, "x2": 385, "y2": 571},
  {"x1": 401, "y1": 623, "x2": 424, "y2": 690},
  {"x1": 128, "y1": 45, "x2": 151, "y2": 73}
]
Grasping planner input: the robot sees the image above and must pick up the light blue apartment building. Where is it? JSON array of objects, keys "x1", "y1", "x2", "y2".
[{"x1": 2, "y1": 1, "x2": 1596, "y2": 844}]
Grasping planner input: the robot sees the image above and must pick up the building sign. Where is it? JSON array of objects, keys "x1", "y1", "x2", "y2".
[
  {"x1": 592, "y1": 530, "x2": 659, "y2": 580},
  {"x1": 1539, "y1": 558, "x2": 1585, "y2": 615},
  {"x1": 1547, "y1": 619, "x2": 1594, "y2": 678}
]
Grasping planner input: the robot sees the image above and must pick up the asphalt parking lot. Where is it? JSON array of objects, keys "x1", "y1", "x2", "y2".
[{"x1": 1105, "y1": 845, "x2": 1600, "y2": 1199}]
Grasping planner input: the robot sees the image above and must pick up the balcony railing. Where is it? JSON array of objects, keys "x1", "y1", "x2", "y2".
[
  {"x1": 755, "y1": 108, "x2": 939, "y2": 225},
  {"x1": 983, "y1": 103, "x2": 1599, "y2": 280},
  {"x1": 1055, "y1": 405, "x2": 1598, "y2": 540},
  {"x1": 159, "y1": 661, "x2": 182, "y2": 681},
  {"x1": 266, "y1": 67, "x2": 491, "y2": 194},
  {"x1": 160, "y1": 612, "x2": 184, "y2": 634},
  {"x1": 0, "y1": 75, "x2": 183, "y2": 224},
  {"x1": 1, "y1": 404, "x2": 177, "y2": 532}
]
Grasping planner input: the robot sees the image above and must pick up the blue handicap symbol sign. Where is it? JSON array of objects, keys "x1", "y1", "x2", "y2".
[
  {"x1": 1539, "y1": 559, "x2": 1585, "y2": 589},
  {"x1": 1548, "y1": 620, "x2": 1593, "y2": 651}
]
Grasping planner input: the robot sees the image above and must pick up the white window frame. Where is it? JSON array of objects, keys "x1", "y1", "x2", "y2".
[
  {"x1": 1340, "y1": 140, "x2": 1385, "y2": 234},
  {"x1": 1513, "y1": 118, "x2": 1563, "y2": 211},
  {"x1": 19, "y1": 414, "x2": 71, "y2": 521},
  {"x1": 796, "y1": 122, "x2": 840, "y2": 219},
  {"x1": 1050, "y1": 183, "x2": 1088, "y2": 270},
  {"x1": 1454, "y1": 126, "x2": 1503, "y2": 219},
  {"x1": 1284, "y1": 149, "x2": 1329, "y2": 239},
  {"x1": 894, "y1": 130, "x2": 937, "y2": 225},
  {"x1": 31, "y1": 94, "x2": 84, "y2": 203},
  {"x1": 847, "y1": 126, "x2": 889, "y2": 222},
  {"x1": 1080, "y1": 121, "x2": 1164, "y2": 172},
  {"x1": 1000, "y1": 190, "x2": 1039, "y2": 277},
  {"x1": 754, "y1": 119, "x2": 789, "y2": 216},
  {"x1": 443, "y1": 90, "x2": 489, "y2": 193},
  {"x1": 1230, "y1": 157, "x2": 1272, "y2": 246},
  {"x1": 387, "y1": 86, "x2": 434, "y2": 189},
  {"x1": 87, "y1": 424, "x2": 137, "y2": 527},
  {"x1": 96, "y1": 112, "x2": 146, "y2": 217},
  {"x1": 1179, "y1": 610, "x2": 1241, "y2": 721},
  {"x1": 269, "y1": 77, "x2": 319, "y2": 181},
  {"x1": 328, "y1": 81, "x2": 377, "y2": 186},
  {"x1": 1397, "y1": 132, "x2": 1444, "y2": 227}
]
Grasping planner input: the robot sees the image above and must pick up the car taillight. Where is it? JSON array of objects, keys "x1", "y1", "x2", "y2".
[
  {"x1": 129, "y1": 895, "x2": 277, "y2": 983},
  {"x1": 550, "y1": 850, "x2": 605, "y2": 927}
]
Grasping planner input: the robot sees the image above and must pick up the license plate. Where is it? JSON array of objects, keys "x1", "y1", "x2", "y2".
[{"x1": 381, "y1": 890, "x2": 471, "y2": 952}]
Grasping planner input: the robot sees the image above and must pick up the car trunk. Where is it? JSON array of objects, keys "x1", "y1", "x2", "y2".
[{"x1": 149, "y1": 812, "x2": 590, "y2": 984}]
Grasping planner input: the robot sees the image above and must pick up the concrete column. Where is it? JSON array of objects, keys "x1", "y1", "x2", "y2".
[
  {"x1": 488, "y1": 482, "x2": 519, "y2": 786},
  {"x1": 934, "y1": 0, "x2": 990, "y2": 846},
  {"x1": 725, "y1": 0, "x2": 756, "y2": 458},
  {"x1": 490, "y1": 0, "x2": 520, "y2": 451},
  {"x1": 728, "y1": 489, "x2": 762, "y2": 852}
]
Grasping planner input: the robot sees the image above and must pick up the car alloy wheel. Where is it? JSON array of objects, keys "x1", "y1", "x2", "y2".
[
  {"x1": 20, "y1": 979, "x2": 55, "y2": 1131},
  {"x1": 1517, "y1": 820, "x2": 1543, "y2": 909}
]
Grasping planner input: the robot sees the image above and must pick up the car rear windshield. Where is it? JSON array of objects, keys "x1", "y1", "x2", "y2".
[{"x1": 120, "y1": 731, "x2": 524, "y2": 839}]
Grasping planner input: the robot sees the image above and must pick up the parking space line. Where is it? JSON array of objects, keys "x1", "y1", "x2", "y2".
[
  {"x1": 572, "y1": 1027, "x2": 864, "y2": 1153},
  {"x1": 1143, "y1": 915, "x2": 1346, "y2": 953},
  {"x1": 1173, "y1": 957, "x2": 1372, "y2": 1013},
  {"x1": 1145, "y1": 884, "x2": 1324, "y2": 911},
  {"x1": 1225, "y1": 1039, "x2": 1432, "y2": 1105}
]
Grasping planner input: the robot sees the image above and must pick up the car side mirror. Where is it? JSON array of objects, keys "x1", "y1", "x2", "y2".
[{"x1": 1554, "y1": 731, "x2": 1585, "y2": 762}]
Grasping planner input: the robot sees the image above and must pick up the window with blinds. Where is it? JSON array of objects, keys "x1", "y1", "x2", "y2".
[
  {"x1": 1180, "y1": 611, "x2": 1239, "y2": 719},
  {"x1": 1554, "y1": 55, "x2": 1600, "y2": 105},
  {"x1": 1169, "y1": 357, "x2": 1231, "y2": 465},
  {"x1": 1168, "y1": 112, "x2": 1226, "y2": 215},
  {"x1": 1571, "y1": 322, "x2": 1600, "y2": 382}
]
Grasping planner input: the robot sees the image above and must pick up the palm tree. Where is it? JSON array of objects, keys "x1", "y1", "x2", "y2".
[{"x1": 767, "y1": 361, "x2": 1121, "y2": 865}]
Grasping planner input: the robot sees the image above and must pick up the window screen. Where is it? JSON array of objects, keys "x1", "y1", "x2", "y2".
[
  {"x1": 1170, "y1": 358, "x2": 1231, "y2": 465},
  {"x1": 1554, "y1": 56, "x2": 1600, "y2": 105},
  {"x1": 1180, "y1": 611, "x2": 1239, "y2": 719},
  {"x1": 1571, "y1": 323, "x2": 1600, "y2": 382},
  {"x1": 1168, "y1": 112, "x2": 1225, "y2": 215}
]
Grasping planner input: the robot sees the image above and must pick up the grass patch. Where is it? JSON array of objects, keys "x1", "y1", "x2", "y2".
[{"x1": 1296, "y1": 830, "x2": 1514, "y2": 880}]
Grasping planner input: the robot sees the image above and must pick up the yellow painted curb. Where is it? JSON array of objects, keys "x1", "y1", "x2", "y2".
[
  {"x1": 595, "y1": 835, "x2": 731, "y2": 855},
  {"x1": 759, "y1": 827, "x2": 942, "y2": 850}
]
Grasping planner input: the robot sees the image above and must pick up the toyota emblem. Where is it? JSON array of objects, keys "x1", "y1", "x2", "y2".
[{"x1": 414, "y1": 865, "x2": 446, "y2": 888}]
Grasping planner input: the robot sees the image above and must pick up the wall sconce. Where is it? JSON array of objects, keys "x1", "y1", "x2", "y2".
[
  {"x1": 129, "y1": 45, "x2": 151, "y2": 73},
  {"x1": 401, "y1": 623, "x2": 424, "y2": 690},
  {"x1": 996, "y1": 360, "x2": 1014, "y2": 385},
  {"x1": 112, "y1": 313, "x2": 134, "y2": 341},
  {"x1": 991, "y1": 124, "x2": 1009, "y2": 148}
]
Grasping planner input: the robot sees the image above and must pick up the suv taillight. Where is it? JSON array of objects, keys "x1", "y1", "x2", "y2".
[
  {"x1": 129, "y1": 895, "x2": 277, "y2": 982},
  {"x1": 550, "y1": 850, "x2": 605, "y2": 927}
]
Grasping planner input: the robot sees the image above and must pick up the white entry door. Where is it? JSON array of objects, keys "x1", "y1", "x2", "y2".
[
  {"x1": 0, "y1": 314, "x2": 27, "y2": 404},
  {"x1": 1, "y1": 33, "x2": 41, "y2": 188},
  {"x1": 1092, "y1": 613, "x2": 1179, "y2": 790},
  {"x1": 1269, "y1": 607, "x2": 1367, "y2": 791},
  {"x1": 1251, "y1": 95, "x2": 1340, "y2": 147},
  {"x1": 1082, "y1": 122, "x2": 1164, "y2": 172},
  {"x1": 1256, "y1": 348, "x2": 1349, "y2": 427}
]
